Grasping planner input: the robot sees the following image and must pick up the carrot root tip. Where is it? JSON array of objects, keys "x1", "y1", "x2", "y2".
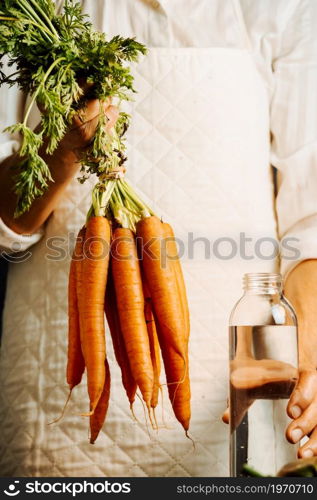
[
  {"x1": 79, "y1": 410, "x2": 94, "y2": 417},
  {"x1": 152, "y1": 408, "x2": 159, "y2": 432},
  {"x1": 185, "y1": 430, "x2": 195, "y2": 450},
  {"x1": 47, "y1": 389, "x2": 73, "y2": 425},
  {"x1": 130, "y1": 403, "x2": 139, "y2": 422}
]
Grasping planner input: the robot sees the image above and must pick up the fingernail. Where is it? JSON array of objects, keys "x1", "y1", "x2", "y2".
[
  {"x1": 302, "y1": 448, "x2": 314, "y2": 458},
  {"x1": 291, "y1": 405, "x2": 302, "y2": 418},
  {"x1": 291, "y1": 428, "x2": 303, "y2": 442}
]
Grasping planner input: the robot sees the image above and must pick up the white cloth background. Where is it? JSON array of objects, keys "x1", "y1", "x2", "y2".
[{"x1": 0, "y1": 0, "x2": 316, "y2": 477}]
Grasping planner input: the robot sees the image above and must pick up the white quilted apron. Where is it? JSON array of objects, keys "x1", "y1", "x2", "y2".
[{"x1": 0, "y1": 0, "x2": 289, "y2": 477}]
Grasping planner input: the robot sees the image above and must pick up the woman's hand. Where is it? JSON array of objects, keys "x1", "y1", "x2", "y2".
[
  {"x1": 286, "y1": 370, "x2": 317, "y2": 457},
  {"x1": 222, "y1": 364, "x2": 317, "y2": 458},
  {"x1": 284, "y1": 260, "x2": 317, "y2": 457},
  {"x1": 222, "y1": 357, "x2": 297, "y2": 428}
]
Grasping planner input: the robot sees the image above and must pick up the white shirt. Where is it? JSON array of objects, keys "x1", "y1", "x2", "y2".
[{"x1": 1, "y1": 0, "x2": 317, "y2": 274}]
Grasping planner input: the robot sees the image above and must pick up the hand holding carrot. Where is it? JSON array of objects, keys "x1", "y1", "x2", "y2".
[
  {"x1": 0, "y1": 99, "x2": 119, "y2": 235},
  {"x1": 60, "y1": 98, "x2": 119, "y2": 153}
]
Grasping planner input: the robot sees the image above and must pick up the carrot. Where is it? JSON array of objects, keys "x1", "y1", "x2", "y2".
[
  {"x1": 162, "y1": 222, "x2": 190, "y2": 341},
  {"x1": 143, "y1": 283, "x2": 161, "y2": 409},
  {"x1": 105, "y1": 267, "x2": 137, "y2": 407},
  {"x1": 164, "y1": 346, "x2": 191, "y2": 431},
  {"x1": 136, "y1": 216, "x2": 191, "y2": 430},
  {"x1": 136, "y1": 216, "x2": 186, "y2": 354},
  {"x1": 111, "y1": 227, "x2": 154, "y2": 409},
  {"x1": 81, "y1": 216, "x2": 110, "y2": 414},
  {"x1": 67, "y1": 227, "x2": 85, "y2": 390},
  {"x1": 90, "y1": 358, "x2": 111, "y2": 444},
  {"x1": 50, "y1": 228, "x2": 85, "y2": 426}
]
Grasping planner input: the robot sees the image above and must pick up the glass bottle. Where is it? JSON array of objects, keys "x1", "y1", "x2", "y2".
[{"x1": 229, "y1": 273, "x2": 298, "y2": 477}]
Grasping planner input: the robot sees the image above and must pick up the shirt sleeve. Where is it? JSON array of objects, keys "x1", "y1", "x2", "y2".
[
  {"x1": 0, "y1": 218, "x2": 44, "y2": 253},
  {"x1": 0, "y1": 58, "x2": 43, "y2": 252},
  {"x1": 270, "y1": 0, "x2": 317, "y2": 279}
]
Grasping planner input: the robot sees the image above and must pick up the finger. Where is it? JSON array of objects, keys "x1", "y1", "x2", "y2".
[
  {"x1": 286, "y1": 398, "x2": 317, "y2": 443},
  {"x1": 222, "y1": 407, "x2": 229, "y2": 424},
  {"x1": 71, "y1": 98, "x2": 115, "y2": 130},
  {"x1": 101, "y1": 97, "x2": 113, "y2": 111},
  {"x1": 77, "y1": 77, "x2": 94, "y2": 94},
  {"x1": 287, "y1": 371, "x2": 317, "y2": 419},
  {"x1": 298, "y1": 426, "x2": 317, "y2": 458},
  {"x1": 71, "y1": 99, "x2": 101, "y2": 129},
  {"x1": 105, "y1": 105, "x2": 119, "y2": 131},
  {"x1": 76, "y1": 79, "x2": 113, "y2": 107}
]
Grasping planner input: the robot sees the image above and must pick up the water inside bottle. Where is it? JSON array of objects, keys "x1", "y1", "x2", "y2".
[{"x1": 229, "y1": 325, "x2": 298, "y2": 477}]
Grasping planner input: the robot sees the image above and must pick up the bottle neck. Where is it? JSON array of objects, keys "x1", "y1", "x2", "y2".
[{"x1": 243, "y1": 273, "x2": 283, "y2": 295}]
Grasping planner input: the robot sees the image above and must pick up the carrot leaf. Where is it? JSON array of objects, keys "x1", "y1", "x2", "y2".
[{"x1": 0, "y1": 0, "x2": 146, "y2": 216}]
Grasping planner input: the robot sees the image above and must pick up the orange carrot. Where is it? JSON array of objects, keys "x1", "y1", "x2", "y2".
[
  {"x1": 143, "y1": 283, "x2": 161, "y2": 409},
  {"x1": 90, "y1": 358, "x2": 111, "y2": 444},
  {"x1": 81, "y1": 216, "x2": 110, "y2": 414},
  {"x1": 105, "y1": 267, "x2": 137, "y2": 406},
  {"x1": 111, "y1": 227, "x2": 154, "y2": 409},
  {"x1": 136, "y1": 216, "x2": 191, "y2": 430},
  {"x1": 162, "y1": 222, "x2": 190, "y2": 341},
  {"x1": 164, "y1": 346, "x2": 191, "y2": 431},
  {"x1": 136, "y1": 216, "x2": 186, "y2": 354},
  {"x1": 67, "y1": 227, "x2": 85, "y2": 390}
]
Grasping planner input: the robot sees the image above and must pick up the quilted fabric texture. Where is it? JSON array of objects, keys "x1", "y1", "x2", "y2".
[{"x1": 0, "y1": 48, "x2": 280, "y2": 477}]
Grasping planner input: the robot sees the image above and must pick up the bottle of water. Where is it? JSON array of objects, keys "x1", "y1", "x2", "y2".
[{"x1": 229, "y1": 273, "x2": 298, "y2": 477}]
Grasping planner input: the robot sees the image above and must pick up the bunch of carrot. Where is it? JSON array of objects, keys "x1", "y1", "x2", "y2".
[
  {"x1": 0, "y1": 0, "x2": 191, "y2": 444},
  {"x1": 67, "y1": 208, "x2": 191, "y2": 443}
]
